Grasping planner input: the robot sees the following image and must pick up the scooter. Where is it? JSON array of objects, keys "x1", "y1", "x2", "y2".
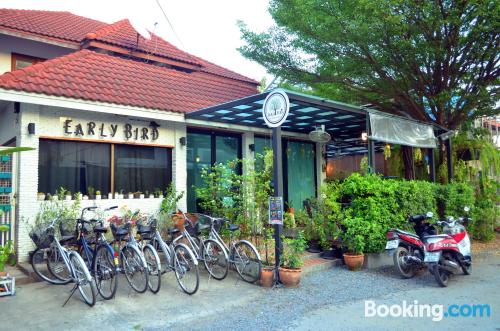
[
  {"x1": 423, "y1": 206, "x2": 472, "y2": 287},
  {"x1": 386, "y1": 211, "x2": 436, "y2": 278}
]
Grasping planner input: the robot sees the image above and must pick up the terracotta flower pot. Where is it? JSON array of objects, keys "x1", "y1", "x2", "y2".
[
  {"x1": 260, "y1": 267, "x2": 274, "y2": 287},
  {"x1": 343, "y1": 253, "x2": 364, "y2": 271},
  {"x1": 279, "y1": 267, "x2": 302, "y2": 287}
]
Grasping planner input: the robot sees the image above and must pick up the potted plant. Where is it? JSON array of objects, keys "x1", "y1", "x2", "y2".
[
  {"x1": 283, "y1": 212, "x2": 297, "y2": 238},
  {"x1": 279, "y1": 230, "x2": 306, "y2": 287},
  {"x1": 153, "y1": 187, "x2": 163, "y2": 199},
  {"x1": 342, "y1": 232, "x2": 365, "y2": 271},
  {"x1": 65, "y1": 191, "x2": 72, "y2": 201},
  {"x1": 127, "y1": 192, "x2": 134, "y2": 199},
  {"x1": 82, "y1": 195, "x2": 89, "y2": 200},
  {"x1": 87, "y1": 186, "x2": 95, "y2": 199},
  {"x1": 260, "y1": 229, "x2": 275, "y2": 287},
  {"x1": 37, "y1": 192, "x2": 46, "y2": 201},
  {"x1": 108, "y1": 192, "x2": 114, "y2": 199},
  {"x1": 95, "y1": 190, "x2": 101, "y2": 200}
]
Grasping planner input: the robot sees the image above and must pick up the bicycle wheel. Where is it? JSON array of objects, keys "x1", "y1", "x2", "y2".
[
  {"x1": 121, "y1": 246, "x2": 149, "y2": 293},
  {"x1": 93, "y1": 244, "x2": 118, "y2": 300},
  {"x1": 232, "y1": 241, "x2": 262, "y2": 283},
  {"x1": 143, "y1": 245, "x2": 161, "y2": 294},
  {"x1": 31, "y1": 247, "x2": 70, "y2": 285},
  {"x1": 173, "y1": 244, "x2": 199, "y2": 295},
  {"x1": 69, "y1": 251, "x2": 97, "y2": 307},
  {"x1": 202, "y1": 239, "x2": 228, "y2": 280},
  {"x1": 46, "y1": 245, "x2": 72, "y2": 283}
]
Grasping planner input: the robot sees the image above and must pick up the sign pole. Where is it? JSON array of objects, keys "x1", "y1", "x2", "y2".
[
  {"x1": 262, "y1": 89, "x2": 289, "y2": 286},
  {"x1": 272, "y1": 126, "x2": 283, "y2": 283}
]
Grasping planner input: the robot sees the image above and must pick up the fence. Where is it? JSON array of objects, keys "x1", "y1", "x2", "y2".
[{"x1": 0, "y1": 153, "x2": 13, "y2": 246}]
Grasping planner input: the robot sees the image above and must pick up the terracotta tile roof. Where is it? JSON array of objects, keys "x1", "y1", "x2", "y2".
[
  {"x1": 0, "y1": 9, "x2": 258, "y2": 84},
  {"x1": 0, "y1": 8, "x2": 106, "y2": 43},
  {"x1": 86, "y1": 19, "x2": 201, "y2": 66},
  {"x1": 0, "y1": 50, "x2": 258, "y2": 113}
]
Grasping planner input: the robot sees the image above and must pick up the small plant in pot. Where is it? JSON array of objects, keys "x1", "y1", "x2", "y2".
[
  {"x1": 279, "y1": 230, "x2": 306, "y2": 287},
  {"x1": 37, "y1": 192, "x2": 46, "y2": 201},
  {"x1": 87, "y1": 186, "x2": 95, "y2": 199},
  {"x1": 95, "y1": 190, "x2": 101, "y2": 200},
  {"x1": 260, "y1": 228, "x2": 275, "y2": 287},
  {"x1": 343, "y1": 233, "x2": 365, "y2": 271}
]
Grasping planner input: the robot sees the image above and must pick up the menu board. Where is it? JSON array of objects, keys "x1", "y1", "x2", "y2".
[{"x1": 269, "y1": 196, "x2": 284, "y2": 225}]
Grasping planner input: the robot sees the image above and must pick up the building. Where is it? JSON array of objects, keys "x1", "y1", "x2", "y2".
[{"x1": 0, "y1": 9, "x2": 327, "y2": 260}]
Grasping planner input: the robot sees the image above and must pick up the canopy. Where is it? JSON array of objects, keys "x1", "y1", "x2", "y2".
[{"x1": 369, "y1": 112, "x2": 437, "y2": 148}]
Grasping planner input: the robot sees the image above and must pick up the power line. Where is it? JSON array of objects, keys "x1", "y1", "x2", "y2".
[{"x1": 155, "y1": 0, "x2": 185, "y2": 49}]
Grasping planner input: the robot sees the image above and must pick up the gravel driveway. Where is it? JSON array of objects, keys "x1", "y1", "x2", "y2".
[{"x1": 1, "y1": 252, "x2": 498, "y2": 330}]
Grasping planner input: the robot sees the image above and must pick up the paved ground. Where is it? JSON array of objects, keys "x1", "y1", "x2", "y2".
[{"x1": 1, "y1": 253, "x2": 498, "y2": 330}]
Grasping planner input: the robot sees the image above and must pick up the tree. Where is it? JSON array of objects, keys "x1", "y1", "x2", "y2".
[{"x1": 238, "y1": 0, "x2": 499, "y2": 129}]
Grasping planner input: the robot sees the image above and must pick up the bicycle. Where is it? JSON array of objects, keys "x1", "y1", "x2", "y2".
[
  {"x1": 30, "y1": 216, "x2": 97, "y2": 306},
  {"x1": 173, "y1": 212, "x2": 229, "y2": 280},
  {"x1": 110, "y1": 219, "x2": 151, "y2": 294},
  {"x1": 200, "y1": 214, "x2": 262, "y2": 283},
  {"x1": 138, "y1": 215, "x2": 199, "y2": 295},
  {"x1": 75, "y1": 206, "x2": 120, "y2": 300}
]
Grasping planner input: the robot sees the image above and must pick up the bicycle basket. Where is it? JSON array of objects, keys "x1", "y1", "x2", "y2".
[
  {"x1": 29, "y1": 227, "x2": 54, "y2": 249},
  {"x1": 59, "y1": 220, "x2": 75, "y2": 237}
]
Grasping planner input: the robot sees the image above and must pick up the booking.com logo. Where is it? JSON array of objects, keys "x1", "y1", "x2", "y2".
[{"x1": 365, "y1": 300, "x2": 491, "y2": 322}]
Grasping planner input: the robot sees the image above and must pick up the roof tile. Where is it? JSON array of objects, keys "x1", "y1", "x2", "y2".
[{"x1": 0, "y1": 50, "x2": 258, "y2": 113}]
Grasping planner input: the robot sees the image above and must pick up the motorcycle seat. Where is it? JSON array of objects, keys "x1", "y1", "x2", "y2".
[
  {"x1": 423, "y1": 234, "x2": 452, "y2": 240},
  {"x1": 395, "y1": 230, "x2": 419, "y2": 238}
]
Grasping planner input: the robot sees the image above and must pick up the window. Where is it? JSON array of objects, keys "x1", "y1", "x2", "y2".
[
  {"x1": 39, "y1": 140, "x2": 111, "y2": 195},
  {"x1": 285, "y1": 140, "x2": 316, "y2": 209},
  {"x1": 11, "y1": 53, "x2": 45, "y2": 71},
  {"x1": 38, "y1": 139, "x2": 172, "y2": 196},
  {"x1": 114, "y1": 145, "x2": 171, "y2": 194},
  {"x1": 186, "y1": 130, "x2": 241, "y2": 211},
  {"x1": 254, "y1": 136, "x2": 272, "y2": 171}
]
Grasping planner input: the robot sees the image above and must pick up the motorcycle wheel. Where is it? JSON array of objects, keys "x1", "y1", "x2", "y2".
[
  {"x1": 432, "y1": 264, "x2": 449, "y2": 287},
  {"x1": 393, "y1": 246, "x2": 416, "y2": 279},
  {"x1": 461, "y1": 262, "x2": 471, "y2": 275}
]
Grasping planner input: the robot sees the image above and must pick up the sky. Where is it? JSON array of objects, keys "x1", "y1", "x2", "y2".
[{"x1": 1, "y1": 0, "x2": 274, "y2": 83}]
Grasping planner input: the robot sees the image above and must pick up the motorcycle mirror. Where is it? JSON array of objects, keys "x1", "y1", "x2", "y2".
[
  {"x1": 426, "y1": 211, "x2": 434, "y2": 218},
  {"x1": 464, "y1": 206, "x2": 470, "y2": 213}
]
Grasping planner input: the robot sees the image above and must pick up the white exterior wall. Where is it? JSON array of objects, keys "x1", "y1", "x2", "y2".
[
  {"x1": 0, "y1": 34, "x2": 73, "y2": 74},
  {"x1": 15, "y1": 103, "x2": 187, "y2": 260}
]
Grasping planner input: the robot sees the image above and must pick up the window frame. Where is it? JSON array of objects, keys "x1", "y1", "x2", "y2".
[
  {"x1": 11, "y1": 53, "x2": 45, "y2": 71},
  {"x1": 38, "y1": 137, "x2": 173, "y2": 195}
]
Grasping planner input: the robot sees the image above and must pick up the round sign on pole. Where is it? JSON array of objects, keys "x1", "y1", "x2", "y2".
[{"x1": 262, "y1": 89, "x2": 290, "y2": 128}]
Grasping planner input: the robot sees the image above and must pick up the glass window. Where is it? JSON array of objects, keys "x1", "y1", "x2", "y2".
[
  {"x1": 186, "y1": 133, "x2": 212, "y2": 211},
  {"x1": 39, "y1": 140, "x2": 110, "y2": 195},
  {"x1": 186, "y1": 131, "x2": 241, "y2": 212},
  {"x1": 11, "y1": 53, "x2": 44, "y2": 71},
  {"x1": 114, "y1": 145, "x2": 171, "y2": 194},
  {"x1": 286, "y1": 141, "x2": 316, "y2": 209},
  {"x1": 254, "y1": 136, "x2": 272, "y2": 171}
]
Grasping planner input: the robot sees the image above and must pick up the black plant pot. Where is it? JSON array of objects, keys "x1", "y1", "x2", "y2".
[
  {"x1": 320, "y1": 249, "x2": 336, "y2": 260},
  {"x1": 306, "y1": 240, "x2": 323, "y2": 253}
]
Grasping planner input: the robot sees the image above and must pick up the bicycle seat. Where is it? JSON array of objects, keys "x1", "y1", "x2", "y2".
[
  {"x1": 168, "y1": 228, "x2": 180, "y2": 235},
  {"x1": 93, "y1": 226, "x2": 107, "y2": 234},
  {"x1": 111, "y1": 223, "x2": 129, "y2": 239},
  {"x1": 228, "y1": 224, "x2": 240, "y2": 232}
]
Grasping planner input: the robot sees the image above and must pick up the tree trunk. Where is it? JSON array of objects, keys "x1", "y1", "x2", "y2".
[{"x1": 402, "y1": 146, "x2": 414, "y2": 180}]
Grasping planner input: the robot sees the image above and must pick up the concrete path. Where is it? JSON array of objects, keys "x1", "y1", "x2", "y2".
[
  {"x1": 1, "y1": 254, "x2": 498, "y2": 330},
  {"x1": 294, "y1": 254, "x2": 500, "y2": 331}
]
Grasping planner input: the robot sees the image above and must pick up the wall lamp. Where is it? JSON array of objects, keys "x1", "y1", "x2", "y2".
[
  {"x1": 361, "y1": 132, "x2": 368, "y2": 141},
  {"x1": 179, "y1": 137, "x2": 186, "y2": 146},
  {"x1": 28, "y1": 123, "x2": 36, "y2": 135}
]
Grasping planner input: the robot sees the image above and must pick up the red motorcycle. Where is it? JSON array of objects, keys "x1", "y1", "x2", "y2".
[
  {"x1": 423, "y1": 206, "x2": 472, "y2": 287},
  {"x1": 386, "y1": 212, "x2": 436, "y2": 278}
]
